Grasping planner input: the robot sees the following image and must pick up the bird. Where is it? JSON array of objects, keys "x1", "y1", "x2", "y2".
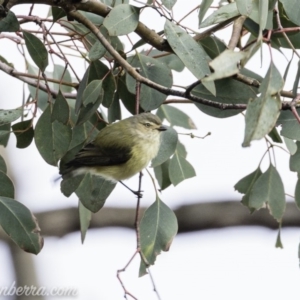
[{"x1": 59, "y1": 112, "x2": 167, "y2": 182}]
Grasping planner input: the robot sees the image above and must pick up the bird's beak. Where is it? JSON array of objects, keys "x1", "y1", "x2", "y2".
[{"x1": 157, "y1": 125, "x2": 167, "y2": 131}]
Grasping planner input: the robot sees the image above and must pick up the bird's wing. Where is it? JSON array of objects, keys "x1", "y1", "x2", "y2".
[{"x1": 65, "y1": 142, "x2": 132, "y2": 169}]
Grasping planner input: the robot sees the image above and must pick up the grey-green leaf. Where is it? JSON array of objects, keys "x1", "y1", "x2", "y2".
[
  {"x1": 139, "y1": 196, "x2": 178, "y2": 268},
  {"x1": 162, "y1": 0, "x2": 176, "y2": 10},
  {"x1": 0, "y1": 155, "x2": 7, "y2": 173},
  {"x1": 289, "y1": 141, "x2": 300, "y2": 173},
  {"x1": 0, "y1": 108, "x2": 22, "y2": 126},
  {"x1": 151, "y1": 127, "x2": 178, "y2": 168},
  {"x1": 169, "y1": 149, "x2": 196, "y2": 186},
  {"x1": 0, "y1": 197, "x2": 44, "y2": 254},
  {"x1": 103, "y1": 4, "x2": 139, "y2": 36},
  {"x1": 157, "y1": 105, "x2": 197, "y2": 129},
  {"x1": 23, "y1": 31, "x2": 48, "y2": 72},
  {"x1": 126, "y1": 53, "x2": 173, "y2": 111},
  {"x1": 0, "y1": 11, "x2": 20, "y2": 32},
  {"x1": 0, "y1": 171, "x2": 14, "y2": 198},
  {"x1": 76, "y1": 173, "x2": 116, "y2": 213},
  {"x1": 51, "y1": 91, "x2": 70, "y2": 125},
  {"x1": 154, "y1": 159, "x2": 172, "y2": 190},
  {"x1": 35, "y1": 105, "x2": 72, "y2": 166},
  {"x1": 279, "y1": 0, "x2": 300, "y2": 26},
  {"x1": 249, "y1": 164, "x2": 286, "y2": 221},
  {"x1": 199, "y1": 0, "x2": 214, "y2": 26},
  {"x1": 243, "y1": 62, "x2": 283, "y2": 147},
  {"x1": 164, "y1": 20, "x2": 215, "y2": 96},
  {"x1": 79, "y1": 201, "x2": 92, "y2": 243},
  {"x1": 12, "y1": 119, "x2": 34, "y2": 149},
  {"x1": 83, "y1": 80, "x2": 103, "y2": 106},
  {"x1": 199, "y1": 2, "x2": 240, "y2": 29}
]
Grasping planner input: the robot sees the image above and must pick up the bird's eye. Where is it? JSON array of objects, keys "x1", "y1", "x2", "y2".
[{"x1": 144, "y1": 122, "x2": 151, "y2": 127}]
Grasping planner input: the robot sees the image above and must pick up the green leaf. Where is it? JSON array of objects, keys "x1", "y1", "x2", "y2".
[
  {"x1": 289, "y1": 141, "x2": 300, "y2": 173},
  {"x1": 126, "y1": 53, "x2": 173, "y2": 111},
  {"x1": 79, "y1": 201, "x2": 92, "y2": 243},
  {"x1": 279, "y1": 0, "x2": 300, "y2": 26},
  {"x1": 234, "y1": 167, "x2": 262, "y2": 209},
  {"x1": 203, "y1": 50, "x2": 246, "y2": 82},
  {"x1": 283, "y1": 137, "x2": 297, "y2": 155},
  {"x1": 154, "y1": 159, "x2": 172, "y2": 190},
  {"x1": 157, "y1": 105, "x2": 197, "y2": 129},
  {"x1": 275, "y1": 227, "x2": 283, "y2": 248},
  {"x1": 139, "y1": 196, "x2": 178, "y2": 269},
  {"x1": 0, "y1": 108, "x2": 22, "y2": 126},
  {"x1": 193, "y1": 78, "x2": 256, "y2": 118},
  {"x1": 35, "y1": 105, "x2": 72, "y2": 166},
  {"x1": 236, "y1": 0, "x2": 253, "y2": 16},
  {"x1": 51, "y1": 91, "x2": 70, "y2": 125},
  {"x1": 76, "y1": 61, "x2": 115, "y2": 112},
  {"x1": 89, "y1": 41, "x2": 106, "y2": 61},
  {"x1": 12, "y1": 119, "x2": 34, "y2": 149},
  {"x1": 151, "y1": 127, "x2": 178, "y2": 167},
  {"x1": 83, "y1": 80, "x2": 103, "y2": 106},
  {"x1": 118, "y1": 75, "x2": 137, "y2": 115},
  {"x1": 198, "y1": 36, "x2": 227, "y2": 59},
  {"x1": 23, "y1": 31, "x2": 48, "y2": 72},
  {"x1": 169, "y1": 148, "x2": 196, "y2": 186},
  {"x1": 268, "y1": 126, "x2": 282, "y2": 144},
  {"x1": 103, "y1": 4, "x2": 140, "y2": 36},
  {"x1": 243, "y1": 62, "x2": 283, "y2": 147},
  {"x1": 108, "y1": 92, "x2": 121, "y2": 123},
  {"x1": 198, "y1": 0, "x2": 214, "y2": 26},
  {"x1": 0, "y1": 155, "x2": 7, "y2": 173},
  {"x1": 278, "y1": 109, "x2": 300, "y2": 141},
  {"x1": 0, "y1": 171, "x2": 14, "y2": 198},
  {"x1": 75, "y1": 173, "x2": 116, "y2": 213},
  {"x1": 258, "y1": 0, "x2": 269, "y2": 32},
  {"x1": 164, "y1": 20, "x2": 215, "y2": 96},
  {"x1": 199, "y1": 2, "x2": 240, "y2": 29},
  {"x1": 162, "y1": 0, "x2": 176, "y2": 10},
  {"x1": 234, "y1": 167, "x2": 262, "y2": 194},
  {"x1": 61, "y1": 173, "x2": 85, "y2": 198},
  {"x1": 0, "y1": 197, "x2": 44, "y2": 254},
  {"x1": 294, "y1": 177, "x2": 300, "y2": 210},
  {"x1": 52, "y1": 7, "x2": 66, "y2": 22},
  {"x1": 145, "y1": 49, "x2": 185, "y2": 72},
  {"x1": 76, "y1": 96, "x2": 103, "y2": 126},
  {"x1": 0, "y1": 11, "x2": 19, "y2": 32},
  {"x1": 0, "y1": 123, "x2": 11, "y2": 146},
  {"x1": 249, "y1": 164, "x2": 286, "y2": 221}
]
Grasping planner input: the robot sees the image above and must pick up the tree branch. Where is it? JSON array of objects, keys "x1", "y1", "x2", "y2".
[{"x1": 0, "y1": 201, "x2": 298, "y2": 242}]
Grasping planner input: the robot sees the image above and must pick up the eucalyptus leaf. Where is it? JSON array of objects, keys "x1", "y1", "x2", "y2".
[
  {"x1": 243, "y1": 62, "x2": 283, "y2": 147},
  {"x1": 76, "y1": 173, "x2": 116, "y2": 213},
  {"x1": 126, "y1": 53, "x2": 172, "y2": 111},
  {"x1": 0, "y1": 108, "x2": 22, "y2": 126},
  {"x1": 0, "y1": 197, "x2": 44, "y2": 254},
  {"x1": 162, "y1": 0, "x2": 176, "y2": 10},
  {"x1": 164, "y1": 20, "x2": 215, "y2": 96},
  {"x1": 199, "y1": 2, "x2": 239, "y2": 29},
  {"x1": 0, "y1": 155, "x2": 7, "y2": 173},
  {"x1": 0, "y1": 11, "x2": 19, "y2": 32},
  {"x1": 12, "y1": 119, "x2": 34, "y2": 149},
  {"x1": 249, "y1": 164, "x2": 286, "y2": 221},
  {"x1": 83, "y1": 80, "x2": 103, "y2": 106},
  {"x1": 0, "y1": 171, "x2": 14, "y2": 198},
  {"x1": 35, "y1": 105, "x2": 72, "y2": 166},
  {"x1": 154, "y1": 159, "x2": 172, "y2": 190},
  {"x1": 23, "y1": 31, "x2": 48, "y2": 72},
  {"x1": 157, "y1": 105, "x2": 197, "y2": 129},
  {"x1": 198, "y1": 0, "x2": 214, "y2": 26},
  {"x1": 151, "y1": 127, "x2": 178, "y2": 167},
  {"x1": 139, "y1": 196, "x2": 178, "y2": 269},
  {"x1": 169, "y1": 149, "x2": 196, "y2": 186},
  {"x1": 103, "y1": 4, "x2": 140, "y2": 36},
  {"x1": 79, "y1": 201, "x2": 92, "y2": 243}
]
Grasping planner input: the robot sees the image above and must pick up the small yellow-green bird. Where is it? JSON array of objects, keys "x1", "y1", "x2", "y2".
[{"x1": 60, "y1": 113, "x2": 167, "y2": 181}]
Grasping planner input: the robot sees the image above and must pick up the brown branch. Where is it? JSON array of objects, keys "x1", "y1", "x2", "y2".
[
  {"x1": 0, "y1": 201, "x2": 298, "y2": 243},
  {"x1": 0, "y1": 60, "x2": 76, "y2": 99},
  {"x1": 228, "y1": 16, "x2": 246, "y2": 50}
]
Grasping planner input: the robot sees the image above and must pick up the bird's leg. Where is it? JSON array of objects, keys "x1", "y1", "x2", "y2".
[{"x1": 119, "y1": 181, "x2": 143, "y2": 198}]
